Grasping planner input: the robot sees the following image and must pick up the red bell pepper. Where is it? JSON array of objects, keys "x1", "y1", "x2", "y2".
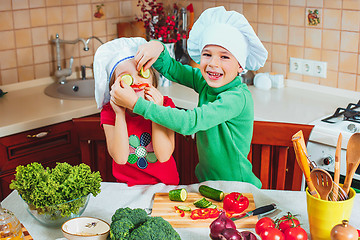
[
  {"x1": 131, "y1": 83, "x2": 149, "y2": 89},
  {"x1": 174, "y1": 206, "x2": 185, "y2": 217},
  {"x1": 223, "y1": 192, "x2": 249, "y2": 214},
  {"x1": 190, "y1": 208, "x2": 220, "y2": 220}
]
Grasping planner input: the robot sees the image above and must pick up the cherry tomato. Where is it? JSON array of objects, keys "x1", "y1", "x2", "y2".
[
  {"x1": 255, "y1": 217, "x2": 275, "y2": 235},
  {"x1": 276, "y1": 212, "x2": 300, "y2": 232},
  {"x1": 283, "y1": 226, "x2": 308, "y2": 240},
  {"x1": 260, "y1": 228, "x2": 285, "y2": 240}
]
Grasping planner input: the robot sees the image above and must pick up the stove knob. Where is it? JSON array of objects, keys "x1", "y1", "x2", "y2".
[
  {"x1": 323, "y1": 156, "x2": 333, "y2": 165},
  {"x1": 347, "y1": 123, "x2": 357, "y2": 133}
]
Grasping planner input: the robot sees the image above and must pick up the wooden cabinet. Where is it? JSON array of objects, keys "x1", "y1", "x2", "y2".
[{"x1": 0, "y1": 121, "x2": 81, "y2": 201}]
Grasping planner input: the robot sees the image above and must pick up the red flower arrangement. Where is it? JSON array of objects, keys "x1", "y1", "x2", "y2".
[{"x1": 136, "y1": 0, "x2": 181, "y2": 43}]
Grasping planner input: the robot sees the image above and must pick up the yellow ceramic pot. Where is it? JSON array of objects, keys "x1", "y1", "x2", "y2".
[{"x1": 306, "y1": 185, "x2": 355, "y2": 240}]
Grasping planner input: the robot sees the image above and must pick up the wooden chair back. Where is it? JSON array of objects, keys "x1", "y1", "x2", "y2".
[
  {"x1": 73, "y1": 116, "x2": 116, "y2": 182},
  {"x1": 249, "y1": 121, "x2": 314, "y2": 190}
]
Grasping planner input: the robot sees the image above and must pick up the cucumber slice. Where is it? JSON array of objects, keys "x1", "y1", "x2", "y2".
[
  {"x1": 193, "y1": 197, "x2": 212, "y2": 208},
  {"x1": 140, "y1": 67, "x2": 150, "y2": 79},
  {"x1": 121, "y1": 74, "x2": 133, "y2": 86},
  {"x1": 177, "y1": 205, "x2": 191, "y2": 212},
  {"x1": 208, "y1": 204, "x2": 217, "y2": 209},
  {"x1": 199, "y1": 185, "x2": 224, "y2": 201},
  {"x1": 169, "y1": 188, "x2": 187, "y2": 202}
]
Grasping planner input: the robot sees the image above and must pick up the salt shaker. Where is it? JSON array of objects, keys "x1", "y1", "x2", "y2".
[
  {"x1": 330, "y1": 220, "x2": 357, "y2": 240},
  {"x1": 0, "y1": 204, "x2": 24, "y2": 240}
]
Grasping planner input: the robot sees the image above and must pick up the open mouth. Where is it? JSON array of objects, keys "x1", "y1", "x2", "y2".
[{"x1": 207, "y1": 71, "x2": 223, "y2": 80}]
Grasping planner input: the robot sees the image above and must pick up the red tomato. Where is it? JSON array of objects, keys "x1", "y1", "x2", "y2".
[
  {"x1": 255, "y1": 217, "x2": 275, "y2": 235},
  {"x1": 260, "y1": 228, "x2": 285, "y2": 240},
  {"x1": 283, "y1": 226, "x2": 308, "y2": 240},
  {"x1": 277, "y1": 212, "x2": 300, "y2": 232}
]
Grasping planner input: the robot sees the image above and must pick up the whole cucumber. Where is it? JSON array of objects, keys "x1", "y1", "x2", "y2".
[{"x1": 199, "y1": 185, "x2": 224, "y2": 201}]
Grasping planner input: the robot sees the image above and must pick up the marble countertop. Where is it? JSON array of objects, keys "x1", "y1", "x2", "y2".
[{"x1": 0, "y1": 77, "x2": 359, "y2": 137}]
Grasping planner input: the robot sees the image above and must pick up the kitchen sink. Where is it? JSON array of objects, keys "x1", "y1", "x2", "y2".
[{"x1": 45, "y1": 79, "x2": 95, "y2": 100}]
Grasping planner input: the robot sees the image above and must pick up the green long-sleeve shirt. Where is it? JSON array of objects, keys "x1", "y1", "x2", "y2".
[{"x1": 133, "y1": 45, "x2": 262, "y2": 188}]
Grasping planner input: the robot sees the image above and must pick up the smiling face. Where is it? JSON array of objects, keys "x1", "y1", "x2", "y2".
[
  {"x1": 111, "y1": 58, "x2": 156, "y2": 98},
  {"x1": 200, "y1": 45, "x2": 243, "y2": 88}
]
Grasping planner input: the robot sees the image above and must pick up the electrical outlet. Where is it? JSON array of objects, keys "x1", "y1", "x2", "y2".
[
  {"x1": 289, "y1": 57, "x2": 303, "y2": 74},
  {"x1": 313, "y1": 61, "x2": 327, "y2": 78},
  {"x1": 302, "y1": 60, "x2": 313, "y2": 76},
  {"x1": 289, "y1": 58, "x2": 327, "y2": 78}
]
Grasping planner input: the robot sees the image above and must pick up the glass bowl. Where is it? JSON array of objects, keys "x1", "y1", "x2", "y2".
[{"x1": 20, "y1": 194, "x2": 90, "y2": 227}]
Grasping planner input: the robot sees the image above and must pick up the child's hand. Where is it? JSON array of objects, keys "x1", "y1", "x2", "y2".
[
  {"x1": 110, "y1": 77, "x2": 139, "y2": 110},
  {"x1": 135, "y1": 41, "x2": 164, "y2": 72},
  {"x1": 110, "y1": 98, "x2": 126, "y2": 115},
  {"x1": 144, "y1": 85, "x2": 164, "y2": 106}
]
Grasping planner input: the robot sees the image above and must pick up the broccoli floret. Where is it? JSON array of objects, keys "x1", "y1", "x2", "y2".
[
  {"x1": 129, "y1": 216, "x2": 181, "y2": 240},
  {"x1": 111, "y1": 207, "x2": 149, "y2": 227},
  {"x1": 109, "y1": 218, "x2": 135, "y2": 240}
]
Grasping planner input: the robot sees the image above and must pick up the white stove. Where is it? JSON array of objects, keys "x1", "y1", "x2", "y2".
[{"x1": 306, "y1": 100, "x2": 360, "y2": 190}]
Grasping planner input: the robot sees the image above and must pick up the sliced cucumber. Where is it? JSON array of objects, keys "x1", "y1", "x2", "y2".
[
  {"x1": 208, "y1": 204, "x2": 217, "y2": 209},
  {"x1": 120, "y1": 74, "x2": 133, "y2": 86},
  {"x1": 177, "y1": 205, "x2": 191, "y2": 212},
  {"x1": 193, "y1": 197, "x2": 212, "y2": 208},
  {"x1": 169, "y1": 188, "x2": 187, "y2": 202},
  {"x1": 199, "y1": 185, "x2": 224, "y2": 201},
  {"x1": 140, "y1": 67, "x2": 150, "y2": 79}
]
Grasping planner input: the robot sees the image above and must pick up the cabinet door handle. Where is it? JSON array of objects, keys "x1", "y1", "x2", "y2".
[{"x1": 27, "y1": 131, "x2": 49, "y2": 138}]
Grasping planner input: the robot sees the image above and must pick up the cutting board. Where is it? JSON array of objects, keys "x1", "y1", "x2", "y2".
[
  {"x1": 117, "y1": 21, "x2": 146, "y2": 38},
  {"x1": 151, "y1": 193, "x2": 257, "y2": 228}
]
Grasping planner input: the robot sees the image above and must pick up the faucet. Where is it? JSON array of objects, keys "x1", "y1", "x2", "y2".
[
  {"x1": 81, "y1": 65, "x2": 93, "y2": 80},
  {"x1": 52, "y1": 33, "x2": 104, "y2": 84}
]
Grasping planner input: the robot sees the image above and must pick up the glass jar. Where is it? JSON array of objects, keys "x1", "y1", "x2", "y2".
[{"x1": 0, "y1": 206, "x2": 23, "y2": 240}]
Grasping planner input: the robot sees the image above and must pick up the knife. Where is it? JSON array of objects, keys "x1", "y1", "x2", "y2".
[{"x1": 230, "y1": 203, "x2": 277, "y2": 221}]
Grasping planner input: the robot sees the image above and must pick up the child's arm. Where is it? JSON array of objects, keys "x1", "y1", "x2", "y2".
[
  {"x1": 144, "y1": 85, "x2": 175, "y2": 162},
  {"x1": 103, "y1": 101, "x2": 129, "y2": 165},
  {"x1": 136, "y1": 40, "x2": 204, "y2": 92},
  {"x1": 134, "y1": 83, "x2": 252, "y2": 136}
]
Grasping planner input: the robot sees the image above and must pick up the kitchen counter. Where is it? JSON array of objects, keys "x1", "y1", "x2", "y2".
[
  {"x1": 1, "y1": 77, "x2": 359, "y2": 137},
  {"x1": 1, "y1": 181, "x2": 359, "y2": 240}
]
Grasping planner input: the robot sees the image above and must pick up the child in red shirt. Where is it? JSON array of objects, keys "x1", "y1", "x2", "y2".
[{"x1": 94, "y1": 37, "x2": 179, "y2": 186}]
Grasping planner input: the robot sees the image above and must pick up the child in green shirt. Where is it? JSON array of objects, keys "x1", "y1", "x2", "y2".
[{"x1": 110, "y1": 6, "x2": 268, "y2": 188}]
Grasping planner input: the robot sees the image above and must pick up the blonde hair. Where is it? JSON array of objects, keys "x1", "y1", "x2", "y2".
[{"x1": 109, "y1": 67, "x2": 159, "y2": 88}]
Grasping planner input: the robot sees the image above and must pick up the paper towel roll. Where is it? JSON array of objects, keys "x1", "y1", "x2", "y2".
[{"x1": 254, "y1": 73, "x2": 272, "y2": 90}]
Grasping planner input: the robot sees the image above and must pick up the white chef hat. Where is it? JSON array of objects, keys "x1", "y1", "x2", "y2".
[
  {"x1": 187, "y1": 6, "x2": 268, "y2": 71},
  {"x1": 93, "y1": 37, "x2": 147, "y2": 109}
]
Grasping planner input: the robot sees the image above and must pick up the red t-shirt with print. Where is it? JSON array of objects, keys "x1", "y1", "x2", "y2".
[{"x1": 100, "y1": 96, "x2": 179, "y2": 186}]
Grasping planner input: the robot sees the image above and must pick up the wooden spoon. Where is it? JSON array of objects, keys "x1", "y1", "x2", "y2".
[
  {"x1": 292, "y1": 138, "x2": 319, "y2": 198},
  {"x1": 333, "y1": 133, "x2": 342, "y2": 200},
  {"x1": 310, "y1": 168, "x2": 333, "y2": 200},
  {"x1": 343, "y1": 133, "x2": 360, "y2": 195}
]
